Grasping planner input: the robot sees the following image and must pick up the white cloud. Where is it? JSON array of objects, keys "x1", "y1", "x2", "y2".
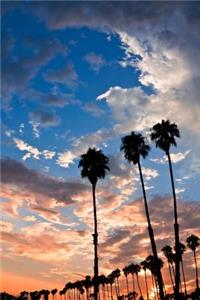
[
  {"x1": 151, "y1": 151, "x2": 191, "y2": 165},
  {"x1": 43, "y1": 150, "x2": 56, "y2": 160},
  {"x1": 13, "y1": 138, "x2": 41, "y2": 160},
  {"x1": 13, "y1": 138, "x2": 56, "y2": 161}
]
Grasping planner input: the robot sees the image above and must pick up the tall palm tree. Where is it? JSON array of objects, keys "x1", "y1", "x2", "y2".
[
  {"x1": 150, "y1": 119, "x2": 180, "y2": 299},
  {"x1": 186, "y1": 234, "x2": 200, "y2": 290},
  {"x1": 121, "y1": 132, "x2": 165, "y2": 300},
  {"x1": 161, "y1": 245, "x2": 175, "y2": 292},
  {"x1": 79, "y1": 148, "x2": 110, "y2": 300}
]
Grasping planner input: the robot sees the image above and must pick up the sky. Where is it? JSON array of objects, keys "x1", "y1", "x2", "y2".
[{"x1": 1, "y1": 1, "x2": 200, "y2": 297}]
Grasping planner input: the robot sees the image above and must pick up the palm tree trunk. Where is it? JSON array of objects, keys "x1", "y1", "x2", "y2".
[
  {"x1": 194, "y1": 249, "x2": 199, "y2": 290},
  {"x1": 136, "y1": 274, "x2": 143, "y2": 297},
  {"x1": 131, "y1": 274, "x2": 136, "y2": 300},
  {"x1": 167, "y1": 152, "x2": 180, "y2": 300},
  {"x1": 106, "y1": 285, "x2": 110, "y2": 300},
  {"x1": 181, "y1": 259, "x2": 187, "y2": 298},
  {"x1": 116, "y1": 278, "x2": 120, "y2": 297},
  {"x1": 168, "y1": 262, "x2": 175, "y2": 293},
  {"x1": 125, "y1": 276, "x2": 129, "y2": 296},
  {"x1": 144, "y1": 270, "x2": 149, "y2": 300},
  {"x1": 110, "y1": 285, "x2": 113, "y2": 300},
  {"x1": 138, "y1": 160, "x2": 165, "y2": 300},
  {"x1": 92, "y1": 183, "x2": 99, "y2": 300}
]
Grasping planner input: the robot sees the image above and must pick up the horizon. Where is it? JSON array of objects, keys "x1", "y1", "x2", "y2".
[{"x1": 1, "y1": 1, "x2": 200, "y2": 298}]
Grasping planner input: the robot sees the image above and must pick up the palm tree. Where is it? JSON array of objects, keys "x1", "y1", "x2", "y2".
[
  {"x1": 127, "y1": 264, "x2": 136, "y2": 298},
  {"x1": 186, "y1": 234, "x2": 200, "y2": 290},
  {"x1": 51, "y1": 290, "x2": 58, "y2": 300},
  {"x1": 141, "y1": 260, "x2": 150, "y2": 300},
  {"x1": 111, "y1": 269, "x2": 121, "y2": 298},
  {"x1": 133, "y1": 264, "x2": 143, "y2": 299},
  {"x1": 84, "y1": 276, "x2": 92, "y2": 300},
  {"x1": 107, "y1": 273, "x2": 114, "y2": 300},
  {"x1": 150, "y1": 119, "x2": 180, "y2": 298},
  {"x1": 79, "y1": 148, "x2": 110, "y2": 300},
  {"x1": 123, "y1": 266, "x2": 130, "y2": 296},
  {"x1": 121, "y1": 132, "x2": 165, "y2": 300},
  {"x1": 161, "y1": 245, "x2": 175, "y2": 292}
]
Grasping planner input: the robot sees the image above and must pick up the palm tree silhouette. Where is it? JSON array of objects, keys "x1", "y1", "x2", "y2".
[
  {"x1": 141, "y1": 260, "x2": 150, "y2": 300},
  {"x1": 84, "y1": 276, "x2": 92, "y2": 300},
  {"x1": 120, "y1": 132, "x2": 165, "y2": 300},
  {"x1": 51, "y1": 289, "x2": 58, "y2": 300},
  {"x1": 79, "y1": 148, "x2": 110, "y2": 300},
  {"x1": 186, "y1": 234, "x2": 200, "y2": 291},
  {"x1": 127, "y1": 264, "x2": 136, "y2": 299},
  {"x1": 107, "y1": 273, "x2": 114, "y2": 300},
  {"x1": 161, "y1": 245, "x2": 175, "y2": 292},
  {"x1": 133, "y1": 264, "x2": 143, "y2": 299},
  {"x1": 111, "y1": 269, "x2": 121, "y2": 298},
  {"x1": 123, "y1": 266, "x2": 130, "y2": 296},
  {"x1": 150, "y1": 119, "x2": 180, "y2": 298}
]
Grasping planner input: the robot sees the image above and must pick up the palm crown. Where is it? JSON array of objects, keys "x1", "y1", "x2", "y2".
[
  {"x1": 150, "y1": 119, "x2": 180, "y2": 153},
  {"x1": 78, "y1": 147, "x2": 110, "y2": 185},
  {"x1": 120, "y1": 132, "x2": 150, "y2": 165},
  {"x1": 186, "y1": 234, "x2": 200, "y2": 251}
]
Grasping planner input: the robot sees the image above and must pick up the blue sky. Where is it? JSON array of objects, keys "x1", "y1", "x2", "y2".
[{"x1": 1, "y1": 1, "x2": 200, "y2": 295}]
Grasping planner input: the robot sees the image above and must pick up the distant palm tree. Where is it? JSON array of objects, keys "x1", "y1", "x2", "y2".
[
  {"x1": 107, "y1": 274, "x2": 114, "y2": 300},
  {"x1": 150, "y1": 119, "x2": 180, "y2": 299},
  {"x1": 141, "y1": 260, "x2": 150, "y2": 300},
  {"x1": 133, "y1": 264, "x2": 143, "y2": 299},
  {"x1": 51, "y1": 289, "x2": 58, "y2": 300},
  {"x1": 123, "y1": 266, "x2": 130, "y2": 296},
  {"x1": 161, "y1": 245, "x2": 175, "y2": 292},
  {"x1": 79, "y1": 148, "x2": 109, "y2": 300},
  {"x1": 127, "y1": 264, "x2": 136, "y2": 299},
  {"x1": 186, "y1": 234, "x2": 200, "y2": 290},
  {"x1": 84, "y1": 276, "x2": 92, "y2": 300},
  {"x1": 121, "y1": 132, "x2": 165, "y2": 300},
  {"x1": 111, "y1": 269, "x2": 121, "y2": 298}
]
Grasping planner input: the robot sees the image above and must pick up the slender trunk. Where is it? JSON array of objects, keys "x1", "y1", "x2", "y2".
[
  {"x1": 144, "y1": 270, "x2": 149, "y2": 300},
  {"x1": 125, "y1": 276, "x2": 129, "y2": 296},
  {"x1": 136, "y1": 274, "x2": 143, "y2": 297},
  {"x1": 131, "y1": 274, "x2": 135, "y2": 293},
  {"x1": 110, "y1": 285, "x2": 113, "y2": 300},
  {"x1": 106, "y1": 285, "x2": 110, "y2": 300},
  {"x1": 102, "y1": 286, "x2": 106, "y2": 300},
  {"x1": 138, "y1": 160, "x2": 165, "y2": 300},
  {"x1": 181, "y1": 259, "x2": 187, "y2": 298},
  {"x1": 116, "y1": 278, "x2": 120, "y2": 297},
  {"x1": 92, "y1": 183, "x2": 99, "y2": 300},
  {"x1": 131, "y1": 274, "x2": 136, "y2": 300},
  {"x1": 168, "y1": 262, "x2": 175, "y2": 293},
  {"x1": 114, "y1": 281, "x2": 119, "y2": 298},
  {"x1": 194, "y1": 250, "x2": 199, "y2": 290},
  {"x1": 167, "y1": 152, "x2": 180, "y2": 300}
]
